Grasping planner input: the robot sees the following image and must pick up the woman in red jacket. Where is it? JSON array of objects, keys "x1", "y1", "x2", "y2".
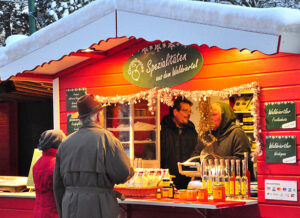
[{"x1": 33, "y1": 129, "x2": 65, "y2": 218}]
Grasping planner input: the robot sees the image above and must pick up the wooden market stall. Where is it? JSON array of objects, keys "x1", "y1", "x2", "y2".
[{"x1": 0, "y1": 0, "x2": 300, "y2": 217}]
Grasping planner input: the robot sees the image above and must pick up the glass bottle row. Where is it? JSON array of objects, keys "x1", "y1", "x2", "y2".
[{"x1": 201, "y1": 156, "x2": 249, "y2": 200}]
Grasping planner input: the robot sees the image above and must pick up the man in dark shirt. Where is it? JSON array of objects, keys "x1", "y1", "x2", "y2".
[{"x1": 160, "y1": 97, "x2": 198, "y2": 189}]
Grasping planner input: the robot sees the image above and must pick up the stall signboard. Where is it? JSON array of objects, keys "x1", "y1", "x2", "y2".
[
  {"x1": 265, "y1": 179, "x2": 297, "y2": 202},
  {"x1": 265, "y1": 136, "x2": 296, "y2": 163},
  {"x1": 265, "y1": 101, "x2": 296, "y2": 129},
  {"x1": 66, "y1": 88, "x2": 87, "y2": 111},
  {"x1": 123, "y1": 42, "x2": 203, "y2": 88},
  {"x1": 67, "y1": 113, "x2": 81, "y2": 135}
]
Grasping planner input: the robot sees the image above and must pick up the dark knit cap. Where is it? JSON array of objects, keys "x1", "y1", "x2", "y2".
[{"x1": 38, "y1": 129, "x2": 66, "y2": 151}]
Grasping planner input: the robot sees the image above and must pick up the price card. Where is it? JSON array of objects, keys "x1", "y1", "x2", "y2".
[{"x1": 265, "y1": 179, "x2": 297, "y2": 202}]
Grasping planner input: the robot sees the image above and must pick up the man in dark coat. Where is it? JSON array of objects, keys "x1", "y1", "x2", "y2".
[
  {"x1": 160, "y1": 97, "x2": 198, "y2": 189},
  {"x1": 53, "y1": 94, "x2": 134, "y2": 218}
]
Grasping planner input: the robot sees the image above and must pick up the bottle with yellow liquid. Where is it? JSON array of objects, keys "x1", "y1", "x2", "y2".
[
  {"x1": 207, "y1": 159, "x2": 214, "y2": 199},
  {"x1": 219, "y1": 159, "x2": 225, "y2": 186},
  {"x1": 241, "y1": 159, "x2": 248, "y2": 200},
  {"x1": 235, "y1": 159, "x2": 242, "y2": 199},
  {"x1": 244, "y1": 152, "x2": 251, "y2": 198},
  {"x1": 213, "y1": 159, "x2": 220, "y2": 185},
  {"x1": 202, "y1": 159, "x2": 208, "y2": 190},
  {"x1": 230, "y1": 159, "x2": 236, "y2": 199},
  {"x1": 224, "y1": 159, "x2": 230, "y2": 199}
]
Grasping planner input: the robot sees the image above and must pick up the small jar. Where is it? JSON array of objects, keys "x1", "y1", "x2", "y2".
[
  {"x1": 162, "y1": 187, "x2": 169, "y2": 198},
  {"x1": 197, "y1": 188, "x2": 208, "y2": 202},
  {"x1": 186, "y1": 189, "x2": 197, "y2": 201},
  {"x1": 213, "y1": 184, "x2": 225, "y2": 202},
  {"x1": 179, "y1": 189, "x2": 187, "y2": 200}
]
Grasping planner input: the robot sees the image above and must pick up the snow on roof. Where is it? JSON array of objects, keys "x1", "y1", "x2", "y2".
[
  {"x1": 118, "y1": 0, "x2": 300, "y2": 35},
  {"x1": 0, "y1": 0, "x2": 115, "y2": 68},
  {"x1": 1, "y1": 0, "x2": 300, "y2": 80}
]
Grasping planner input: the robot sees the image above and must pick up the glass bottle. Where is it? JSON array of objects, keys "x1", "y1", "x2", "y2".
[
  {"x1": 230, "y1": 159, "x2": 236, "y2": 199},
  {"x1": 168, "y1": 181, "x2": 175, "y2": 198},
  {"x1": 241, "y1": 159, "x2": 249, "y2": 200},
  {"x1": 224, "y1": 159, "x2": 230, "y2": 199},
  {"x1": 213, "y1": 159, "x2": 220, "y2": 185},
  {"x1": 219, "y1": 159, "x2": 225, "y2": 185},
  {"x1": 207, "y1": 159, "x2": 214, "y2": 198},
  {"x1": 202, "y1": 159, "x2": 208, "y2": 190},
  {"x1": 156, "y1": 188, "x2": 161, "y2": 199},
  {"x1": 235, "y1": 159, "x2": 242, "y2": 199},
  {"x1": 244, "y1": 152, "x2": 251, "y2": 198}
]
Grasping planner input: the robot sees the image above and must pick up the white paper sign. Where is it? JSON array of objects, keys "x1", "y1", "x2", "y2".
[{"x1": 265, "y1": 179, "x2": 297, "y2": 202}]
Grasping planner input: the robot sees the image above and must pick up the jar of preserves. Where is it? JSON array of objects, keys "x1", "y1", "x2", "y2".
[
  {"x1": 162, "y1": 187, "x2": 169, "y2": 198},
  {"x1": 186, "y1": 189, "x2": 197, "y2": 201},
  {"x1": 197, "y1": 188, "x2": 208, "y2": 202},
  {"x1": 179, "y1": 189, "x2": 187, "y2": 200},
  {"x1": 213, "y1": 184, "x2": 225, "y2": 202}
]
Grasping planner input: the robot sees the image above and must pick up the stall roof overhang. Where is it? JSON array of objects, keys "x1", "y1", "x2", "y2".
[{"x1": 1, "y1": 0, "x2": 300, "y2": 81}]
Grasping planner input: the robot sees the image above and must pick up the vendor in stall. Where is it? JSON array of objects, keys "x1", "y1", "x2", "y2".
[
  {"x1": 192, "y1": 102, "x2": 254, "y2": 179},
  {"x1": 160, "y1": 97, "x2": 198, "y2": 189}
]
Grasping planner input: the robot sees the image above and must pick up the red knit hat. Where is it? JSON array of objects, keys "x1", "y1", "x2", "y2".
[{"x1": 77, "y1": 94, "x2": 105, "y2": 118}]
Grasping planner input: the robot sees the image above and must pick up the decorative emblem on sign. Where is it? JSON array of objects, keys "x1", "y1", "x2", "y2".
[
  {"x1": 123, "y1": 42, "x2": 203, "y2": 88},
  {"x1": 128, "y1": 58, "x2": 144, "y2": 81}
]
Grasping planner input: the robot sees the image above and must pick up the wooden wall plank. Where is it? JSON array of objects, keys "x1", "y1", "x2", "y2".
[
  {"x1": 257, "y1": 160, "x2": 300, "y2": 176},
  {"x1": 194, "y1": 55, "x2": 300, "y2": 80},
  {"x1": 258, "y1": 204, "x2": 300, "y2": 218},
  {"x1": 260, "y1": 86, "x2": 300, "y2": 102}
]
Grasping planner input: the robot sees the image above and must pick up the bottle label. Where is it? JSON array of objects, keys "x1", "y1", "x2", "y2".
[
  {"x1": 168, "y1": 187, "x2": 174, "y2": 198},
  {"x1": 213, "y1": 189, "x2": 223, "y2": 200},
  {"x1": 162, "y1": 188, "x2": 169, "y2": 198},
  {"x1": 202, "y1": 180, "x2": 207, "y2": 189},
  {"x1": 230, "y1": 181, "x2": 235, "y2": 195},
  {"x1": 225, "y1": 181, "x2": 230, "y2": 195},
  {"x1": 235, "y1": 181, "x2": 240, "y2": 195},
  {"x1": 198, "y1": 192, "x2": 204, "y2": 200},
  {"x1": 157, "y1": 192, "x2": 161, "y2": 199},
  {"x1": 207, "y1": 180, "x2": 213, "y2": 194},
  {"x1": 241, "y1": 181, "x2": 247, "y2": 195}
]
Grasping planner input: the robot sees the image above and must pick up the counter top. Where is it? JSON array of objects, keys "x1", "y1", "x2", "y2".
[
  {"x1": 0, "y1": 192, "x2": 257, "y2": 209},
  {"x1": 119, "y1": 197, "x2": 257, "y2": 209},
  {"x1": 0, "y1": 191, "x2": 35, "y2": 198}
]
